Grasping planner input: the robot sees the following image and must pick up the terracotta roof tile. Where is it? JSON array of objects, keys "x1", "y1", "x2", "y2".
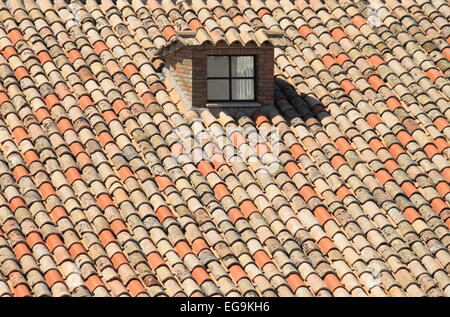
[{"x1": 0, "y1": 0, "x2": 446, "y2": 297}]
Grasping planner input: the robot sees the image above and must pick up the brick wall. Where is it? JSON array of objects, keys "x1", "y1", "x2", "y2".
[
  {"x1": 164, "y1": 47, "x2": 194, "y2": 101},
  {"x1": 164, "y1": 43, "x2": 274, "y2": 107}
]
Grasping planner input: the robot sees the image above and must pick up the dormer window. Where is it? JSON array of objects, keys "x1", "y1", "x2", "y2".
[
  {"x1": 207, "y1": 55, "x2": 255, "y2": 102},
  {"x1": 160, "y1": 39, "x2": 279, "y2": 107}
]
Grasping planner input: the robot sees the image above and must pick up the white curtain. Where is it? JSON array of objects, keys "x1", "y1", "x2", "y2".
[
  {"x1": 231, "y1": 56, "x2": 254, "y2": 100},
  {"x1": 232, "y1": 79, "x2": 254, "y2": 100}
]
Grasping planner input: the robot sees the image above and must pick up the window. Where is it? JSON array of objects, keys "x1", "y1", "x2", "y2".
[{"x1": 207, "y1": 55, "x2": 255, "y2": 101}]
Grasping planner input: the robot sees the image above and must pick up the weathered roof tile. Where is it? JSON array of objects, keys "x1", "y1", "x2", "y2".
[{"x1": 0, "y1": 0, "x2": 448, "y2": 297}]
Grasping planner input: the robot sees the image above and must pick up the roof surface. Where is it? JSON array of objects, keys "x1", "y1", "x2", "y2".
[{"x1": 0, "y1": 0, "x2": 449, "y2": 297}]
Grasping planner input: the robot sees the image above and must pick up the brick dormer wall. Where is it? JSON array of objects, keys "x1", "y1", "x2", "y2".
[{"x1": 163, "y1": 43, "x2": 274, "y2": 107}]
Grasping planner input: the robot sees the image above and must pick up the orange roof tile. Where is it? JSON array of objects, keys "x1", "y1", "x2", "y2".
[{"x1": 0, "y1": 0, "x2": 446, "y2": 299}]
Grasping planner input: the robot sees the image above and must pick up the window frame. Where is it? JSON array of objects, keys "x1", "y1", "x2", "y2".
[{"x1": 206, "y1": 55, "x2": 257, "y2": 102}]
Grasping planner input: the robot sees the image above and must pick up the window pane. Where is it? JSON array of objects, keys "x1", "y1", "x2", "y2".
[
  {"x1": 208, "y1": 79, "x2": 230, "y2": 100},
  {"x1": 232, "y1": 79, "x2": 254, "y2": 100},
  {"x1": 231, "y1": 56, "x2": 254, "y2": 77},
  {"x1": 207, "y1": 56, "x2": 229, "y2": 77}
]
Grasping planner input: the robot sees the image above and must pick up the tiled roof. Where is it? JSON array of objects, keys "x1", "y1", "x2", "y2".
[{"x1": 0, "y1": 0, "x2": 448, "y2": 297}]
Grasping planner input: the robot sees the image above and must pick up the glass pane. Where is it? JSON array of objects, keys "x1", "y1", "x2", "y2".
[
  {"x1": 232, "y1": 79, "x2": 254, "y2": 100},
  {"x1": 231, "y1": 56, "x2": 254, "y2": 77},
  {"x1": 207, "y1": 56, "x2": 229, "y2": 77},
  {"x1": 208, "y1": 79, "x2": 230, "y2": 100}
]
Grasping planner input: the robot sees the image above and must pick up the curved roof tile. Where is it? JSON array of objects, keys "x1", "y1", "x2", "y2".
[{"x1": 0, "y1": 0, "x2": 447, "y2": 297}]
